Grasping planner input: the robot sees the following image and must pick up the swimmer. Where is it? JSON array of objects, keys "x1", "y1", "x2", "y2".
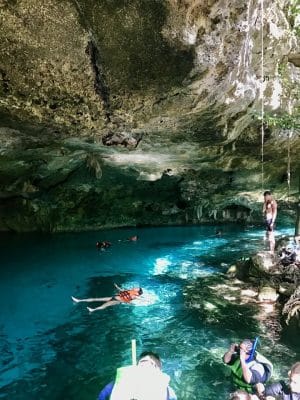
[
  {"x1": 96, "y1": 241, "x2": 112, "y2": 250},
  {"x1": 127, "y1": 235, "x2": 139, "y2": 241},
  {"x1": 71, "y1": 283, "x2": 143, "y2": 312}
]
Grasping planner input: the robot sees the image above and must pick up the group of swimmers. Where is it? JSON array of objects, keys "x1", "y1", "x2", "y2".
[
  {"x1": 95, "y1": 339, "x2": 300, "y2": 400},
  {"x1": 72, "y1": 283, "x2": 300, "y2": 400},
  {"x1": 96, "y1": 235, "x2": 138, "y2": 250},
  {"x1": 71, "y1": 191, "x2": 299, "y2": 398}
]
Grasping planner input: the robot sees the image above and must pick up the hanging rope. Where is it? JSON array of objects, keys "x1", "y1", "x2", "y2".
[
  {"x1": 260, "y1": 0, "x2": 265, "y2": 192},
  {"x1": 287, "y1": 101, "x2": 293, "y2": 201},
  {"x1": 287, "y1": 129, "x2": 291, "y2": 200}
]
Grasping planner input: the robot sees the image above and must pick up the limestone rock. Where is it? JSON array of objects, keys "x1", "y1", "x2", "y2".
[
  {"x1": 249, "y1": 251, "x2": 279, "y2": 277},
  {"x1": 258, "y1": 286, "x2": 279, "y2": 303},
  {"x1": 0, "y1": 0, "x2": 299, "y2": 231}
]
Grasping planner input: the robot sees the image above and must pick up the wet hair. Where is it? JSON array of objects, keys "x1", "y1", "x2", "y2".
[
  {"x1": 138, "y1": 288, "x2": 143, "y2": 295},
  {"x1": 264, "y1": 190, "x2": 272, "y2": 196},
  {"x1": 291, "y1": 362, "x2": 300, "y2": 375},
  {"x1": 139, "y1": 351, "x2": 162, "y2": 369},
  {"x1": 230, "y1": 390, "x2": 251, "y2": 400}
]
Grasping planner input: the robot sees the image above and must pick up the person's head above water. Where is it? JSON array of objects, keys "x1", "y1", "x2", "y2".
[
  {"x1": 138, "y1": 351, "x2": 162, "y2": 369},
  {"x1": 138, "y1": 288, "x2": 143, "y2": 295},
  {"x1": 239, "y1": 339, "x2": 254, "y2": 353}
]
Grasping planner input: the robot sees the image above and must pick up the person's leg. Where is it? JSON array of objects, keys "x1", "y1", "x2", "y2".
[
  {"x1": 268, "y1": 231, "x2": 275, "y2": 253},
  {"x1": 71, "y1": 296, "x2": 113, "y2": 303},
  {"x1": 87, "y1": 300, "x2": 120, "y2": 312}
]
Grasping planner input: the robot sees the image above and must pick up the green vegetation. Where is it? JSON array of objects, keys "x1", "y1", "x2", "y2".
[{"x1": 288, "y1": 0, "x2": 300, "y2": 36}]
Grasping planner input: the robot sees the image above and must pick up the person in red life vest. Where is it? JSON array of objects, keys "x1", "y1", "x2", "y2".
[{"x1": 71, "y1": 283, "x2": 143, "y2": 312}]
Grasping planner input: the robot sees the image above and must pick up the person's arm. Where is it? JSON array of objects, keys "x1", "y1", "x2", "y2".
[
  {"x1": 256, "y1": 382, "x2": 265, "y2": 396},
  {"x1": 98, "y1": 382, "x2": 114, "y2": 400},
  {"x1": 239, "y1": 349, "x2": 253, "y2": 383},
  {"x1": 262, "y1": 201, "x2": 266, "y2": 215},
  {"x1": 114, "y1": 283, "x2": 123, "y2": 291},
  {"x1": 223, "y1": 343, "x2": 238, "y2": 364},
  {"x1": 271, "y1": 201, "x2": 277, "y2": 225}
]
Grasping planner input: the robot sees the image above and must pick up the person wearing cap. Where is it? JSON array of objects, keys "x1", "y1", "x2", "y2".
[
  {"x1": 97, "y1": 351, "x2": 177, "y2": 400},
  {"x1": 223, "y1": 339, "x2": 273, "y2": 393}
]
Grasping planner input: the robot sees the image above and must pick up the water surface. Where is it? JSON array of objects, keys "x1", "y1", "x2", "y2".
[{"x1": 0, "y1": 225, "x2": 298, "y2": 399}]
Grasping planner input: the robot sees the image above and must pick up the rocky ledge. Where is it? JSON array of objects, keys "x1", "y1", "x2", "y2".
[{"x1": 0, "y1": 0, "x2": 299, "y2": 231}]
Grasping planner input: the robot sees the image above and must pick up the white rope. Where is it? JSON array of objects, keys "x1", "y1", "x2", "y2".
[
  {"x1": 260, "y1": 0, "x2": 265, "y2": 192},
  {"x1": 131, "y1": 339, "x2": 137, "y2": 365},
  {"x1": 287, "y1": 131, "x2": 291, "y2": 200},
  {"x1": 287, "y1": 101, "x2": 293, "y2": 201}
]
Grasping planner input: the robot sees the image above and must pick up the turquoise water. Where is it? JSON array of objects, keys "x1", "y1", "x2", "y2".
[{"x1": 0, "y1": 225, "x2": 298, "y2": 399}]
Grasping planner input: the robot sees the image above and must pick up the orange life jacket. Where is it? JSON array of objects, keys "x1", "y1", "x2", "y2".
[{"x1": 118, "y1": 288, "x2": 141, "y2": 303}]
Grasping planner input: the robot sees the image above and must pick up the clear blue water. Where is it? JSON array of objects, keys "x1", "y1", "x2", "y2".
[{"x1": 0, "y1": 224, "x2": 298, "y2": 400}]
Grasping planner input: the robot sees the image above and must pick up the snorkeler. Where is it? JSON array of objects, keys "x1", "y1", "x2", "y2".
[
  {"x1": 223, "y1": 338, "x2": 273, "y2": 393},
  {"x1": 71, "y1": 283, "x2": 143, "y2": 312}
]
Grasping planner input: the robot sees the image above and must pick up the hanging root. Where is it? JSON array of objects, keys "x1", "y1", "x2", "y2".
[{"x1": 282, "y1": 286, "x2": 300, "y2": 324}]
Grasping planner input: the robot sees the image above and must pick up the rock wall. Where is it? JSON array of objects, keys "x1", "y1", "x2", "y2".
[{"x1": 0, "y1": 0, "x2": 299, "y2": 231}]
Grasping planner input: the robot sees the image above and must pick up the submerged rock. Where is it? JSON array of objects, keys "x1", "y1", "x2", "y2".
[{"x1": 258, "y1": 286, "x2": 279, "y2": 303}]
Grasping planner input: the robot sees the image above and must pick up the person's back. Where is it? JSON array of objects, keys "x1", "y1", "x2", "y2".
[
  {"x1": 98, "y1": 351, "x2": 176, "y2": 400},
  {"x1": 110, "y1": 364, "x2": 170, "y2": 400}
]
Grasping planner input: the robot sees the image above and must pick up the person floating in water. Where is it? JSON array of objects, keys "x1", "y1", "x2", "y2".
[
  {"x1": 98, "y1": 351, "x2": 177, "y2": 400},
  {"x1": 256, "y1": 361, "x2": 300, "y2": 400},
  {"x1": 96, "y1": 241, "x2": 112, "y2": 250},
  {"x1": 223, "y1": 339, "x2": 273, "y2": 393},
  {"x1": 263, "y1": 191, "x2": 277, "y2": 253},
  {"x1": 71, "y1": 283, "x2": 143, "y2": 312}
]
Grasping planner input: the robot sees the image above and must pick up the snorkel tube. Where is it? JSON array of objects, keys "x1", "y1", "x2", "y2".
[{"x1": 246, "y1": 337, "x2": 259, "y2": 363}]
